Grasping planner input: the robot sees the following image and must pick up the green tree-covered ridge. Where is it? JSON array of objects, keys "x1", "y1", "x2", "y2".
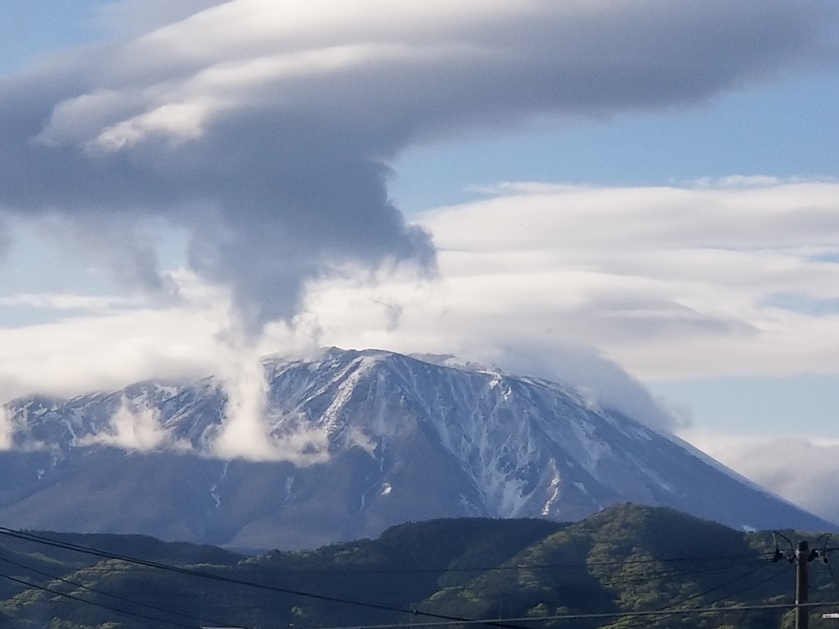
[{"x1": 1, "y1": 504, "x2": 837, "y2": 629}]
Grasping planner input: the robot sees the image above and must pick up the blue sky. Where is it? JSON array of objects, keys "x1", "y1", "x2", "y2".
[
  {"x1": 0, "y1": 0, "x2": 105, "y2": 72},
  {"x1": 392, "y1": 70, "x2": 839, "y2": 211},
  {"x1": 1, "y1": 0, "x2": 839, "y2": 521}
]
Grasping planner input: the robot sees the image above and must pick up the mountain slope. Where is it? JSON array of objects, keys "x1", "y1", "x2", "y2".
[{"x1": 0, "y1": 347, "x2": 833, "y2": 548}]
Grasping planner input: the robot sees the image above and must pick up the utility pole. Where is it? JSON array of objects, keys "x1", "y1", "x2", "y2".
[
  {"x1": 795, "y1": 540, "x2": 810, "y2": 629},
  {"x1": 774, "y1": 532, "x2": 834, "y2": 629}
]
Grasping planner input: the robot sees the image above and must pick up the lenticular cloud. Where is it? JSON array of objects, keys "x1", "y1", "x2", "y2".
[{"x1": 0, "y1": 0, "x2": 835, "y2": 331}]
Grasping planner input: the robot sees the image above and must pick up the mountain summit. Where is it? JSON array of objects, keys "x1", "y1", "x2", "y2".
[{"x1": 0, "y1": 347, "x2": 832, "y2": 548}]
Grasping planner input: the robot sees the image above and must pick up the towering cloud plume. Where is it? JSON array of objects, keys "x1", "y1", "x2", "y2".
[
  {"x1": 0, "y1": 406, "x2": 12, "y2": 450},
  {"x1": 0, "y1": 0, "x2": 835, "y2": 330}
]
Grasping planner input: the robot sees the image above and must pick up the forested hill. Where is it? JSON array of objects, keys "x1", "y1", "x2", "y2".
[{"x1": 1, "y1": 504, "x2": 837, "y2": 629}]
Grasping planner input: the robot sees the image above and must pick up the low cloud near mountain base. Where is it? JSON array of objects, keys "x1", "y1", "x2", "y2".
[{"x1": 679, "y1": 430, "x2": 839, "y2": 527}]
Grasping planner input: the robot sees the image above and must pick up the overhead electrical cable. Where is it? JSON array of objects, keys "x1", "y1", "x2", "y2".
[
  {"x1": 311, "y1": 600, "x2": 839, "y2": 629},
  {"x1": 0, "y1": 527, "x2": 528, "y2": 629},
  {"x1": 241, "y1": 551, "x2": 773, "y2": 575},
  {"x1": 0, "y1": 525, "x2": 795, "y2": 629},
  {"x1": 603, "y1": 560, "x2": 789, "y2": 629},
  {"x1": 0, "y1": 552, "x2": 235, "y2": 628},
  {"x1": 417, "y1": 559, "x2": 770, "y2": 607},
  {"x1": 0, "y1": 571, "x2": 209, "y2": 629}
]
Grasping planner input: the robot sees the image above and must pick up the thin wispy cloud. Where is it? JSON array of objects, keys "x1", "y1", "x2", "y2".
[{"x1": 304, "y1": 178, "x2": 839, "y2": 380}]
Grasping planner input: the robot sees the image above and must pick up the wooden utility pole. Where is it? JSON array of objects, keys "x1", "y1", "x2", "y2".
[{"x1": 796, "y1": 540, "x2": 810, "y2": 629}]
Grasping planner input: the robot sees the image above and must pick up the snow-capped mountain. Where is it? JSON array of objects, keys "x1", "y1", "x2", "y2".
[{"x1": 0, "y1": 347, "x2": 832, "y2": 548}]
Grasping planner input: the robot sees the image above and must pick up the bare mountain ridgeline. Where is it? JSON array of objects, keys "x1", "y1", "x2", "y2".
[{"x1": 0, "y1": 348, "x2": 834, "y2": 549}]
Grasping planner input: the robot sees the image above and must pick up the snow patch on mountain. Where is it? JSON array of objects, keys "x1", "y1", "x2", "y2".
[{"x1": 541, "y1": 459, "x2": 562, "y2": 516}]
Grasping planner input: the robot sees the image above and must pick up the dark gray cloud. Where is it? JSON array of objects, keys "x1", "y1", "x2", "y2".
[{"x1": 0, "y1": 0, "x2": 836, "y2": 330}]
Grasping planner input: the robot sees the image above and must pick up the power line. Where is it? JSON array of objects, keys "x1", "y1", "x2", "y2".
[
  {"x1": 0, "y1": 527, "x2": 528, "y2": 629},
  {"x1": 312, "y1": 601, "x2": 839, "y2": 629},
  {"x1": 3, "y1": 558, "x2": 753, "y2": 611},
  {"x1": 704, "y1": 563, "x2": 789, "y2": 606},
  {"x1": 0, "y1": 525, "x2": 813, "y2": 629},
  {"x1": 599, "y1": 559, "x2": 784, "y2": 629},
  {"x1": 0, "y1": 551, "x2": 234, "y2": 628},
  {"x1": 826, "y1": 557, "x2": 839, "y2": 592},
  {"x1": 420, "y1": 560, "x2": 768, "y2": 608},
  {"x1": 0, "y1": 572, "x2": 207, "y2": 629},
  {"x1": 229, "y1": 552, "x2": 773, "y2": 576},
  {"x1": 0, "y1": 526, "x2": 772, "y2": 575},
  {"x1": 0, "y1": 527, "x2": 771, "y2": 593}
]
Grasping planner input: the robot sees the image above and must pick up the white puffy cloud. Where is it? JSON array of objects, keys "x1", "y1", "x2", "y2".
[
  {"x1": 0, "y1": 293, "x2": 225, "y2": 402},
  {"x1": 81, "y1": 400, "x2": 174, "y2": 452},
  {"x1": 212, "y1": 344, "x2": 331, "y2": 463}
]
